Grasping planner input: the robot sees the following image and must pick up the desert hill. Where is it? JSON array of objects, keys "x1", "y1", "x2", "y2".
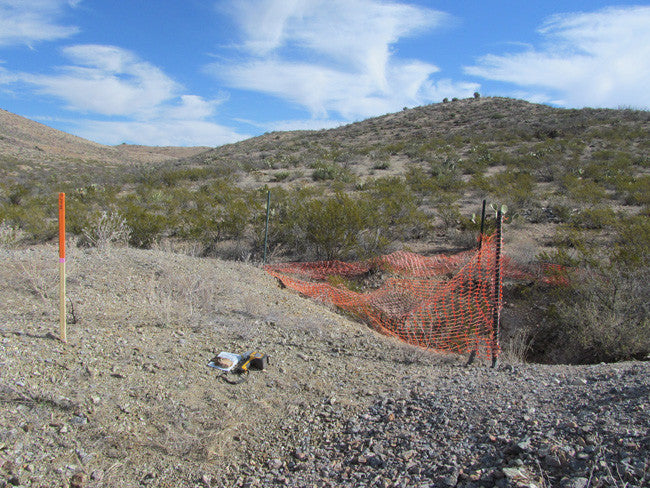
[
  {"x1": 1, "y1": 97, "x2": 648, "y2": 362},
  {"x1": 186, "y1": 97, "x2": 649, "y2": 187},
  {"x1": 0, "y1": 108, "x2": 209, "y2": 183}
]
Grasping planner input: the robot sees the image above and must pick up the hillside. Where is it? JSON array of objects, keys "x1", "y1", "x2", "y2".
[
  {"x1": 1, "y1": 97, "x2": 648, "y2": 365},
  {"x1": 0, "y1": 108, "x2": 209, "y2": 183},
  {"x1": 186, "y1": 97, "x2": 649, "y2": 188}
]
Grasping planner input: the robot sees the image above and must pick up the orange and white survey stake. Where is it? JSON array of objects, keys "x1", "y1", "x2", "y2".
[{"x1": 58, "y1": 192, "x2": 66, "y2": 342}]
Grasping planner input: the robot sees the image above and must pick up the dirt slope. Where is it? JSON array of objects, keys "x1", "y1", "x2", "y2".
[
  {"x1": 1, "y1": 244, "x2": 647, "y2": 487},
  {"x1": 0, "y1": 109, "x2": 209, "y2": 166}
]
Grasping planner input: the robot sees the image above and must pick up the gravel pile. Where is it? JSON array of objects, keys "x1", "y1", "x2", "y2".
[{"x1": 245, "y1": 362, "x2": 649, "y2": 488}]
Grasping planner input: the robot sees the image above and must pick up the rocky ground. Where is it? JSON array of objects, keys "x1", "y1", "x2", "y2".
[{"x1": 0, "y1": 244, "x2": 648, "y2": 488}]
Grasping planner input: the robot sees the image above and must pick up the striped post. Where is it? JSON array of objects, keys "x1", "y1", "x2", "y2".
[{"x1": 59, "y1": 193, "x2": 67, "y2": 343}]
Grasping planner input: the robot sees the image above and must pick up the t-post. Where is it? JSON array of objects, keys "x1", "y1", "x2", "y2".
[
  {"x1": 478, "y1": 198, "x2": 487, "y2": 250},
  {"x1": 466, "y1": 198, "x2": 488, "y2": 366},
  {"x1": 263, "y1": 190, "x2": 271, "y2": 264},
  {"x1": 491, "y1": 208, "x2": 503, "y2": 368}
]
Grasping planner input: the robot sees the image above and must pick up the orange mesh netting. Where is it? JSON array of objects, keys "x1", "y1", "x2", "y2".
[{"x1": 265, "y1": 234, "x2": 564, "y2": 358}]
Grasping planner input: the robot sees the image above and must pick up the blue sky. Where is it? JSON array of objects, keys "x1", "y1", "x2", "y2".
[{"x1": 1, "y1": 1, "x2": 649, "y2": 146}]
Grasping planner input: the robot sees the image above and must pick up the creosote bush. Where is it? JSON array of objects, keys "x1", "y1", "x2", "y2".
[{"x1": 531, "y1": 214, "x2": 650, "y2": 364}]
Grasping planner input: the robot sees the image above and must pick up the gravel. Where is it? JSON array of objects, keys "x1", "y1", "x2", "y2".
[{"x1": 254, "y1": 362, "x2": 649, "y2": 488}]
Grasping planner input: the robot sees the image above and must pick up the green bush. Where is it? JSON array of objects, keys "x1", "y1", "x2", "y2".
[
  {"x1": 310, "y1": 161, "x2": 355, "y2": 183},
  {"x1": 302, "y1": 192, "x2": 366, "y2": 260},
  {"x1": 363, "y1": 176, "x2": 428, "y2": 239},
  {"x1": 472, "y1": 170, "x2": 535, "y2": 210},
  {"x1": 272, "y1": 171, "x2": 291, "y2": 182},
  {"x1": 532, "y1": 214, "x2": 650, "y2": 363},
  {"x1": 617, "y1": 175, "x2": 650, "y2": 205},
  {"x1": 119, "y1": 202, "x2": 166, "y2": 248},
  {"x1": 561, "y1": 175, "x2": 607, "y2": 205},
  {"x1": 569, "y1": 206, "x2": 618, "y2": 229},
  {"x1": 548, "y1": 265, "x2": 649, "y2": 363}
]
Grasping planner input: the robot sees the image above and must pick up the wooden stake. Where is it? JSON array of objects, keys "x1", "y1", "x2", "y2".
[{"x1": 59, "y1": 193, "x2": 67, "y2": 343}]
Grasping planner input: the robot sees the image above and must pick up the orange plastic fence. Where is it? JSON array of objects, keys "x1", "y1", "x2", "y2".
[{"x1": 265, "y1": 234, "x2": 563, "y2": 358}]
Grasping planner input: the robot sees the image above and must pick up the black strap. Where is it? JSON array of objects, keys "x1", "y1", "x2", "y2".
[{"x1": 221, "y1": 369, "x2": 249, "y2": 384}]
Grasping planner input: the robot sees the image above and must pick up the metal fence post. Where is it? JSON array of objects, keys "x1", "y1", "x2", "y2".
[
  {"x1": 478, "y1": 199, "x2": 486, "y2": 249},
  {"x1": 467, "y1": 198, "x2": 487, "y2": 366},
  {"x1": 491, "y1": 208, "x2": 503, "y2": 368},
  {"x1": 263, "y1": 190, "x2": 271, "y2": 264}
]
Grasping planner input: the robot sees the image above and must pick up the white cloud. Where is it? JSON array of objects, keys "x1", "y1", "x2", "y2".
[
  {"x1": 219, "y1": 58, "x2": 477, "y2": 120},
  {"x1": 24, "y1": 44, "x2": 180, "y2": 117},
  {"x1": 0, "y1": 0, "x2": 79, "y2": 47},
  {"x1": 16, "y1": 44, "x2": 248, "y2": 146},
  {"x1": 211, "y1": 0, "x2": 474, "y2": 121},
  {"x1": 464, "y1": 6, "x2": 650, "y2": 109},
  {"x1": 75, "y1": 119, "x2": 248, "y2": 147}
]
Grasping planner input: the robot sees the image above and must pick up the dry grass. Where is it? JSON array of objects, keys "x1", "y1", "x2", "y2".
[{"x1": 0, "y1": 220, "x2": 25, "y2": 248}]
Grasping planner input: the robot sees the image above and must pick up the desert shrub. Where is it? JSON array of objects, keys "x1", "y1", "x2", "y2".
[
  {"x1": 0, "y1": 220, "x2": 25, "y2": 248},
  {"x1": 80, "y1": 210, "x2": 131, "y2": 249},
  {"x1": 561, "y1": 175, "x2": 608, "y2": 205},
  {"x1": 428, "y1": 158, "x2": 463, "y2": 191},
  {"x1": 435, "y1": 193, "x2": 461, "y2": 229},
  {"x1": 4, "y1": 196, "x2": 57, "y2": 242},
  {"x1": 474, "y1": 170, "x2": 535, "y2": 211},
  {"x1": 363, "y1": 176, "x2": 428, "y2": 239},
  {"x1": 175, "y1": 180, "x2": 259, "y2": 245},
  {"x1": 405, "y1": 166, "x2": 435, "y2": 197},
  {"x1": 372, "y1": 161, "x2": 390, "y2": 170},
  {"x1": 272, "y1": 171, "x2": 291, "y2": 182},
  {"x1": 532, "y1": 214, "x2": 650, "y2": 363},
  {"x1": 549, "y1": 203, "x2": 572, "y2": 223},
  {"x1": 119, "y1": 202, "x2": 166, "y2": 249},
  {"x1": 545, "y1": 265, "x2": 649, "y2": 363},
  {"x1": 569, "y1": 206, "x2": 618, "y2": 229},
  {"x1": 260, "y1": 185, "x2": 409, "y2": 261},
  {"x1": 464, "y1": 145, "x2": 495, "y2": 173},
  {"x1": 301, "y1": 192, "x2": 366, "y2": 260},
  {"x1": 310, "y1": 161, "x2": 355, "y2": 182},
  {"x1": 4, "y1": 184, "x2": 30, "y2": 205},
  {"x1": 612, "y1": 212, "x2": 650, "y2": 266},
  {"x1": 254, "y1": 186, "x2": 318, "y2": 260},
  {"x1": 379, "y1": 141, "x2": 407, "y2": 156},
  {"x1": 617, "y1": 175, "x2": 650, "y2": 205}
]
